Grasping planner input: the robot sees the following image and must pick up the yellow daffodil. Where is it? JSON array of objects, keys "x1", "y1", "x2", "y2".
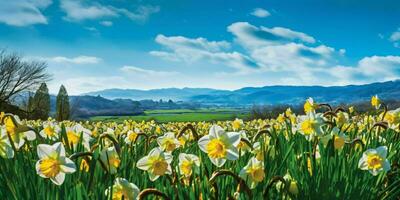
[
  {"x1": 178, "y1": 153, "x2": 200, "y2": 177},
  {"x1": 4, "y1": 114, "x2": 36, "y2": 149},
  {"x1": 371, "y1": 95, "x2": 381, "y2": 109},
  {"x1": 100, "y1": 146, "x2": 121, "y2": 174},
  {"x1": 198, "y1": 125, "x2": 240, "y2": 167},
  {"x1": 136, "y1": 147, "x2": 173, "y2": 181},
  {"x1": 239, "y1": 157, "x2": 265, "y2": 189},
  {"x1": 105, "y1": 178, "x2": 140, "y2": 200},
  {"x1": 358, "y1": 146, "x2": 390, "y2": 176},
  {"x1": 0, "y1": 126, "x2": 14, "y2": 158},
  {"x1": 304, "y1": 97, "x2": 318, "y2": 114},
  {"x1": 156, "y1": 132, "x2": 180, "y2": 152},
  {"x1": 35, "y1": 142, "x2": 76, "y2": 185}
]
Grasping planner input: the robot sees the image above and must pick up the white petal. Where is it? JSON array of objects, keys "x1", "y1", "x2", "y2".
[
  {"x1": 148, "y1": 173, "x2": 160, "y2": 181},
  {"x1": 209, "y1": 125, "x2": 224, "y2": 138},
  {"x1": 226, "y1": 147, "x2": 239, "y2": 161},
  {"x1": 210, "y1": 157, "x2": 226, "y2": 167},
  {"x1": 358, "y1": 155, "x2": 369, "y2": 170},
  {"x1": 37, "y1": 144, "x2": 55, "y2": 159},
  {"x1": 376, "y1": 146, "x2": 388, "y2": 158},
  {"x1": 136, "y1": 156, "x2": 151, "y2": 170},
  {"x1": 164, "y1": 152, "x2": 173, "y2": 164},
  {"x1": 53, "y1": 142, "x2": 65, "y2": 157},
  {"x1": 383, "y1": 160, "x2": 391, "y2": 172},
  {"x1": 24, "y1": 131, "x2": 36, "y2": 141},
  {"x1": 60, "y1": 157, "x2": 76, "y2": 173},
  {"x1": 148, "y1": 147, "x2": 162, "y2": 157},
  {"x1": 51, "y1": 172, "x2": 65, "y2": 185},
  {"x1": 198, "y1": 135, "x2": 210, "y2": 153},
  {"x1": 226, "y1": 132, "x2": 241, "y2": 147}
]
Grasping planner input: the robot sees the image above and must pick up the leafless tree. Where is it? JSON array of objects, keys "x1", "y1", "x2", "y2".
[{"x1": 0, "y1": 50, "x2": 51, "y2": 104}]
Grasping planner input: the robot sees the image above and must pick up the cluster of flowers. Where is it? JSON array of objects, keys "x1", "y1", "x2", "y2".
[{"x1": 0, "y1": 95, "x2": 394, "y2": 199}]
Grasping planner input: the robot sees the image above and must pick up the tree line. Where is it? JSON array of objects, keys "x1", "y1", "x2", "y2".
[{"x1": 0, "y1": 50, "x2": 70, "y2": 120}]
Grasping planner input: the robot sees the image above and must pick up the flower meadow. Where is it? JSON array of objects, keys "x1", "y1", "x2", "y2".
[{"x1": 0, "y1": 96, "x2": 399, "y2": 199}]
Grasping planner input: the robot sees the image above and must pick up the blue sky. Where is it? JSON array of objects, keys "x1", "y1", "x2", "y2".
[{"x1": 0, "y1": 0, "x2": 400, "y2": 95}]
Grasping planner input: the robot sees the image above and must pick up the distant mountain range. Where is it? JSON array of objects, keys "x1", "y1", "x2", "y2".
[{"x1": 84, "y1": 80, "x2": 400, "y2": 105}]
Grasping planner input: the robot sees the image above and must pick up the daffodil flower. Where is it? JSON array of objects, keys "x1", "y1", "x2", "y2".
[
  {"x1": 157, "y1": 132, "x2": 180, "y2": 152},
  {"x1": 198, "y1": 125, "x2": 240, "y2": 167},
  {"x1": 371, "y1": 95, "x2": 381, "y2": 109},
  {"x1": 39, "y1": 121, "x2": 61, "y2": 140},
  {"x1": 0, "y1": 126, "x2": 14, "y2": 158},
  {"x1": 239, "y1": 157, "x2": 265, "y2": 189},
  {"x1": 232, "y1": 118, "x2": 243, "y2": 131},
  {"x1": 136, "y1": 147, "x2": 173, "y2": 181},
  {"x1": 178, "y1": 153, "x2": 200, "y2": 177},
  {"x1": 35, "y1": 142, "x2": 76, "y2": 185},
  {"x1": 297, "y1": 113, "x2": 324, "y2": 141},
  {"x1": 276, "y1": 174, "x2": 299, "y2": 195},
  {"x1": 304, "y1": 97, "x2": 318, "y2": 114},
  {"x1": 358, "y1": 146, "x2": 390, "y2": 176},
  {"x1": 100, "y1": 146, "x2": 121, "y2": 174},
  {"x1": 124, "y1": 128, "x2": 140, "y2": 145},
  {"x1": 65, "y1": 124, "x2": 92, "y2": 151},
  {"x1": 105, "y1": 178, "x2": 140, "y2": 200},
  {"x1": 4, "y1": 114, "x2": 36, "y2": 149}
]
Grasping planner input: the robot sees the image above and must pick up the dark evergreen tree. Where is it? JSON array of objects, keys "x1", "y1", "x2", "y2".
[
  {"x1": 32, "y1": 83, "x2": 50, "y2": 120},
  {"x1": 56, "y1": 85, "x2": 70, "y2": 121}
]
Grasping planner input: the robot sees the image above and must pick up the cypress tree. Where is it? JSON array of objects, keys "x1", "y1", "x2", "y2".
[
  {"x1": 56, "y1": 85, "x2": 70, "y2": 121},
  {"x1": 32, "y1": 83, "x2": 50, "y2": 120}
]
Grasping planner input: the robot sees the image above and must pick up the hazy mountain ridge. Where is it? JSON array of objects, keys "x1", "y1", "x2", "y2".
[{"x1": 85, "y1": 80, "x2": 400, "y2": 105}]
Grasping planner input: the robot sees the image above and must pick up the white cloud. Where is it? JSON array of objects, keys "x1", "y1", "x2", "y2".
[
  {"x1": 227, "y1": 22, "x2": 316, "y2": 49},
  {"x1": 251, "y1": 8, "x2": 270, "y2": 18},
  {"x1": 100, "y1": 20, "x2": 113, "y2": 26},
  {"x1": 60, "y1": 0, "x2": 159, "y2": 22},
  {"x1": 120, "y1": 65, "x2": 178, "y2": 76},
  {"x1": 0, "y1": 0, "x2": 52, "y2": 26},
  {"x1": 150, "y1": 34, "x2": 258, "y2": 71},
  {"x1": 46, "y1": 56, "x2": 102, "y2": 64}
]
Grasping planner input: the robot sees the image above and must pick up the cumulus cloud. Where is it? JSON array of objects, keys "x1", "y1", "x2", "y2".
[
  {"x1": 150, "y1": 34, "x2": 258, "y2": 71},
  {"x1": 45, "y1": 56, "x2": 102, "y2": 64},
  {"x1": 60, "y1": 0, "x2": 159, "y2": 22},
  {"x1": 0, "y1": 0, "x2": 52, "y2": 26},
  {"x1": 250, "y1": 8, "x2": 270, "y2": 18}
]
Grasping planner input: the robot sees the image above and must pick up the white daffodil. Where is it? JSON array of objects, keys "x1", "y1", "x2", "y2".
[
  {"x1": 383, "y1": 108, "x2": 400, "y2": 130},
  {"x1": 100, "y1": 146, "x2": 120, "y2": 174},
  {"x1": 65, "y1": 124, "x2": 92, "y2": 151},
  {"x1": 157, "y1": 132, "x2": 180, "y2": 152},
  {"x1": 35, "y1": 142, "x2": 76, "y2": 185},
  {"x1": 136, "y1": 147, "x2": 173, "y2": 181},
  {"x1": 198, "y1": 125, "x2": 240, "y2": 167},
  {"x1": 178, "y1": 153, "x2": 200, "y2": 177},
  {"x1": 297, "y1": 113, "x2": 324, "y2": 141},
  {"x1": 4, "y1": 115, "x2": 36, "y2": 149},
  {"x1": 124, "y1": 128, "x2": 141, "y2": 145},
  {"x1": 358, "y1": 146, "x2": 390, "y2": 176},
  {"x1": 39, "y1": 121, "x2": 61, "y2": 140},
  {"x1": 232, "y1": 118, "x2": 244, "y2": 131},
  {"x1": 239, "y1": 157, "x2": 265, "y2": 189},
  {"x1": 105, "y1": 178, "x2": 140, "y2": 200},
  {"x1": 0, "y1": 126, "x2": 14, "y2": 158}
]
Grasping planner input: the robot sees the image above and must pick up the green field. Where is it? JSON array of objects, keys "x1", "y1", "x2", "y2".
[{"x1": 90, "y1": 108, "x2": 249, "y2": 123}]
